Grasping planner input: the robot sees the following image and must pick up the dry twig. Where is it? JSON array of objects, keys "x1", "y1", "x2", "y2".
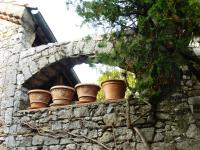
[
  {"x1": 133, "y1": 127, "x2": 150, "y2": 150},
  {"x1": 21, "y1": 122, "x2": 111, "y2": 150}
]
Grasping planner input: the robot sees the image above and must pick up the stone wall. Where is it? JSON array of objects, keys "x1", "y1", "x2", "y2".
[
  {"x1": 4, "y1": 97, "x2": 200, "y2": 150},
  {"x1": 0, "y1": 3, "x2": 200, "y2": 150}
]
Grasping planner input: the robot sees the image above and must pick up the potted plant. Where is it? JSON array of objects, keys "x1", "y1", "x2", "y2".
[
  {"x1": 98, "y1": 69, "x2": 135, "y2": 101},
  {"x1": 50, "y1": 85, "x2": 75, "y2": 106},
  {"x1": 28, "y1": 89, "x2": 51, "y2": 109},
  {"x1": 75, "y1": 83, "x2": 100, "y2": 104},
  {"x1": 101, "y1": 79, "x2": 126, "y2": 100}
]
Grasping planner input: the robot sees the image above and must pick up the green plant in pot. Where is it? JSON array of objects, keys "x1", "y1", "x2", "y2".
[{"x1": 97, "y1": 69, "x2": 136, "y2": 101}]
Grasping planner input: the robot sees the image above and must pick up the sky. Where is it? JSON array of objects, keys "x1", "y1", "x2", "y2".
[
  {"x1": 33, "y1": 0, "x2": 105, "y2": 83},
  {"x1": 35, "y1": 0, "x2": 101, "y2": 42}
]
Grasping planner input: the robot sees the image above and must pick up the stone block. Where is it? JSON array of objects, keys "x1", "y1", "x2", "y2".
[
  {"x1": 186, "y1": 124, "x2": 199, "y2": 138},
  {"x1": 66, "y1": 144, "x2": 76, "y2": 150},
  {"x1": 115, "y1": 127, "x2": 133, "y2": 141},
  {"x1": 154, "y1": 132, "x2": 164, "y2": 142},
  {"x1": 32, "y1": 135, "x2": 44, "y2": 145},
  {"x1": 140, "y1": 127, "x2": 155, "y2": 142},
  {"x1": 49, "y1": 145, "x2": 61, "y2": 150},
  {"x1": 5, "y1": 136, "x2": 15, "y2": 147},
  {"x1": 99, "y1": 131, "x2": 113, "y2": 143},
  {"x1": 60, "y1": 139, "x2": 72, "y2": 145},
  {"x1": 43, "y1": 136, "x2": 59, "y2": 145},
  {"x1": 73, "y1": 107, "x2": 89, "y2": 117}
]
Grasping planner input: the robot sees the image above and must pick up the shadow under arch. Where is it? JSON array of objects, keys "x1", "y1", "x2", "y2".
[{"x1": 19, "y1": 55, "x2": 96, "y2": 110}]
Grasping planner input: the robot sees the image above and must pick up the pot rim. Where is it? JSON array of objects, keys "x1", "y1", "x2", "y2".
[
  {"x1": 101, "y1": 79, "x2": 126, "y2": 86},
  {"x1": 28, "y1": 89, "x2": 51, "y2": 95},
  {"x1": 75, "y1": 83, "x2": 100, "y2": 90},
  {"x1": 50, "y1": 85, "x2": 75, "y2": 91}
]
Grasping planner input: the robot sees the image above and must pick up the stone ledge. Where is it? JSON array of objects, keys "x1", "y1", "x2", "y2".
[{"x1": 18, "y1": 99, "x2": 126, "y2": 113}]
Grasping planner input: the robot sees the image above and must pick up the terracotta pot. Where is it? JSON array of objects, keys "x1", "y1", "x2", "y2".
[
  {"x1": 28, "y1": 89, "x2": 51, "y2": 108},
  {"x1": 53, "y1": 99, "x2": 71, "y2": 105},
  {"x1": 75, "y1": 83, "x2": 100, "y2": 102},
  {"x1": 50, "y1": 85, "x2": 75, "y2": 105},
  {"x1": 50, "y1": 103, "x2": 70, "y2": 107},
  {"x1": 30, "y1": 102, "x2": 48, "y2": 108},
  {"x1": 76, "y1": 99, "x2": 96, "y2": 105},
  {"x1": 101, "y1": 79, "x2": 126, "y2": 100}
]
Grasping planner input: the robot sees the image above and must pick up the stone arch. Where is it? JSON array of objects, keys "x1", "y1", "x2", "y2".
[{"x1": 17, "y1": 39, "x2": 113, "y2": 110}]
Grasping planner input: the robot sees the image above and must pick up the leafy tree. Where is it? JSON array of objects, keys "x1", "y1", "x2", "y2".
[
  {"x1": 97, "y1": 69, "x2": 136, "y2": 101},
  {"x1": 68, "y1": 0, "x2": 200, "y2": 102}
]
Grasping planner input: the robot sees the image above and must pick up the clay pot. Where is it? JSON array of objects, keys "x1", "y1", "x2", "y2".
[
  {"x1": 30, "y1": 102, "x2": 48, "y2": 109},
  {"x1": 28, "y1": 89, "x2": 51, "y2": 108},
  {"x1": 75, "y1": 83, "x2": 100, "y2": 102},
  {"x1": 50, "y1": 85, "x2": 75, "y2": 105},
  {"x1": 101, "y1": 79, "x2": 126, "y2": 100}
]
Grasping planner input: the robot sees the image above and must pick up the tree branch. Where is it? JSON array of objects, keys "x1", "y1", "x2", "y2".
[{"x1": 21, "y1": 122, "x2": 111, "y2": 150}]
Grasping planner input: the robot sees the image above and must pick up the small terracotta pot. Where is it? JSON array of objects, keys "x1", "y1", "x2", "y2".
[
  {"x1": 76, "y1": 99, "x2": 96, "y2": 104},
  {"x1": 30, "y1": 102, "x2": 48, "y2": 108},
  {"x1": 53, "y1": 99, "x2": 71, "y2": 105},
  {"x1": 75, "y1": 83, "x2": 100, "y2": 102},
  {"x1": 28, "y1": 89, "x2": 51, "y2": 108},
  {"x1": 50, "y1": 85, "x2": 75, "y2": 105},
  {"x1": 101, "y1": 79, "x2": 126, "y2": 100}
]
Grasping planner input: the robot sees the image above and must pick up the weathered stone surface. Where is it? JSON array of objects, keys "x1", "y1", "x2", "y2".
[
  {"x1": 43, "y1": 137, "x2": 59, "y2": 145},
  {"x1": 32, "y1": 135, "x2": 44, "y2": 146},
  {"x1": 154, "y1": 132, "x2": 164, "y2": 142},
  {"x1": 140, "y1": 128, "x2": 155, "y2": 142},
  {"x1": 99, "y1": 131, "x2": 113, "y2": 143},
  {"x1": 186, "y1": 124, "x2": 199, "y2": 138},
  {"x1": 74, "y1": 107, "x2": 89, "y2": 117},
  {"x1": 66, "y1": 144, "x2": 76, "y2": 150},
  {"x1": 0, "y1": 5, "x2": 200, "y2": 150}
]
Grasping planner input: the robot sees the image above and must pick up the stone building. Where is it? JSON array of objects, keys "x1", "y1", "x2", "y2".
[{"x1": 0, "y1": 2, "x2": 200, "y2": 150}]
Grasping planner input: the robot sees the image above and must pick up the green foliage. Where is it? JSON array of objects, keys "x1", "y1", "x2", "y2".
[
  {"x1": 68, "y1": 0, "x2": 200, "y2": 101},
  {"x1": 97, "y1": 69, "x2": 136, "y2": 101}
]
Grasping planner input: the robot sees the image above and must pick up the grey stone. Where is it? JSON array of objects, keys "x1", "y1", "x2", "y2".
[
  {"x1": 5, "y1": 108, "x2": 13, "y2": 124},
  {"x1": 99, "y1": 131, "x2": 113, "y2": 143},
  {"x1": 115, "y1": 127, "x2": 133, "y2": 141},
  {"x1": 58, "y1": 109, "x2": 73, "y2": 119},
  {"x1": 52, "y1": 122, "x2": 62, "y2": 130},
  {"x1": 6, "y1": 136, "x2": 16, "y2": 147},
  {"x1": 49, "y1": 145, "x2": 61, "y2": 150},
  {"x1": 73, "y1": 107, "x2": 89, "y2": 117},
  {"x1": 186, "y1": 124, "x2": 199, "y2": 138},
  {"x1": 151, "y1": 142, "x2": 172, "y2": 150},
  {"x1": 44, "y1": 137, "x2": 59, "y2": 145},
  {"x1": 38, "y1": 57, "x2": 48, "y2": 69},
  {"x1": 60, "y1": 139, "x2": 72, "y2": 145},
  {"x1": 20, "y1": 47, "x2": 35, "y2": 59},
  {"x1": 29, "y1": 61, "x2": 38, "y2": 75},
  {"x1": 68, "y1": 120, "x2": 82, "y2": 129},
  {"x1": 103, "y1": 113, "x2": 124, "y2": 126},
  {"x1": 88, "y1": 130, "x2": 98, "y2": 138},
  {"x1": 66, "y1": 144, "x2": 76, "y2": 150},
  {"x1": 81, "y1": 143, "x2": 93, "y2": 150},
  {"x1": 136, "y1": 143, "x2": 146, "y2": 150},
  {"x1": 140, "y1": 127, "x2": 155, "y2": 142},
  {"x1": 94, "y1": 104, "x2": 107, "y2": 116},
  {"x1": 122, "y1": 142, "x2": 136, "y2": 150},
  {"x1": 32, "y1": 135, "x2": 44, "y2": 145},
  {"x1": 186, "y1": 80, "x2": 193, "y2": 87},
  {"x1": 156, "y1": 121, "x2": 165, "y2": 128},
  {"x1": 156, "y1": 113, "x2": 171, "y2": 120},
  {"x1": 17, "y1": 74, "x2": 24, "y2": 85},
  {"x1": 17, "y1": 147, "x2": 26, "y2": 150},
  {"x1": 154, "y1": 132, "x2": 164, "y2": 142}
]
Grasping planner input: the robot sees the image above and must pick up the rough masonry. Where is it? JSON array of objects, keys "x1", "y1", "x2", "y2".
[{"x1": 0, "y1": 2, "x2": 200, "y2": 150}]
